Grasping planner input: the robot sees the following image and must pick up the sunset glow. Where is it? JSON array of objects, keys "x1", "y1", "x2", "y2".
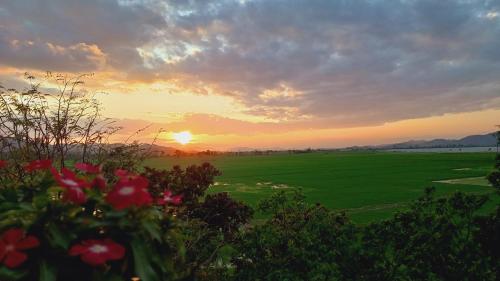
[{"x1": 172, "y1": 131, "x2": 193, "y2": 145}]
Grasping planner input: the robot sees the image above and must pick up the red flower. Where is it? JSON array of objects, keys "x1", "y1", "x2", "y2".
[
  {"x1": 91, "y1": 175, "x2": 107, "y2": 191},
  {"x1": 75, "y1": 163, "x2": 101, "y2": 174},
  {"x1": 69, "y1": 239, "x2": 125, "y2": 266},
  {"x1": 0, "y1": 160, "x2": 7, "y2": 169},
  {"x1": 0, "y1": 228, "x2": 39, "y2": 268},
  {"x1": 157, "y1": 190, "x2": 183, "y2": 206},
  {"x1": 51, "y1": 168, "x2": 90, "y2": 204},
  {"x1": 106, "y1": 176, "x2": 152, "y2": 210},
  {"x1": 114, "y1": 169, "x2": 131, "y2": 178},
  {"x1": 24, "y1": 159, "x2": 52, "y2": 172}
]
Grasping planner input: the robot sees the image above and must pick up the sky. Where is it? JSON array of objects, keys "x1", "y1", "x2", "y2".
[{"x1": 0, "y1": 0, "x2": 499, "y2": 150}]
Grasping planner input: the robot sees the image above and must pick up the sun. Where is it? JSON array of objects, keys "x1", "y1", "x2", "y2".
[{"x1": 172, "y1": 131, "x2": 193, "y2": 145}]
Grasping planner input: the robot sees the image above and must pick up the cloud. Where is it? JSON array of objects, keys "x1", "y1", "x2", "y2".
[
  {"x1": 0, "y1": 0, "x2": 165, "y2": 72},
  {"x1": 138, "y1": 0, "x2": 500, "y2": 125},
  {"x1": 1, "y1": 0, "x2": 500, "y2": 128},
  {"x1": 0, "y1": 37, "x2": 106, "y2": 71}
]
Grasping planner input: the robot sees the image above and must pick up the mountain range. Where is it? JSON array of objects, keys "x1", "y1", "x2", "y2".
[{"x1": 374, "y1": 132, "x2": 498, "y2": 150}]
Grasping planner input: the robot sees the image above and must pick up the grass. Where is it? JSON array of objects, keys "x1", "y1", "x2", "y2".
[{"x1": 144, "y1": 151, "x2": 498, "y2": 223}]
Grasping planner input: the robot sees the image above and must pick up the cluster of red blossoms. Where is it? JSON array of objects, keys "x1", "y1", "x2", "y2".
[
  {"x1": 0, "y1": 228, "x2": 125, "y2": 268},
  {"x1": 9, "y1": 159, "x2": 184, "y2": 209},
  {"x1": 0, "y1": 159, "x2": 184, "y2": 268}
]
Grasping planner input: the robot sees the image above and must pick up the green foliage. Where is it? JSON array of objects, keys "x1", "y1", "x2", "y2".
[
  {"x1": 100, "y1": 142, "x2": 149, "y2": 180},
  {"x1": 190, "y1": 192, "x2": 253, "y2": 239},
  {"x1": 231, "y1": 189, "x2": 500, "y2": 281},
  {"x1": 141, "y1": 165, "x2": 253, "y2": 280},
  {"x1": 234, "y1": 190, "x2": 357, "y2": 281},
  {"x1": 488, "y1": 171, "x2": 500, "y2": 190},
  {"x1": 487, "y1": 132, "x2": 500, "y2": 191},
  {"x1": 473, "y1": 207, "x2": 500, "y2": 277},
  {"x1": 361, "y1": 188, "x2": 494, "y2": 280},
  {"x1": 142, "y1": 163, "x2": 222, "y2": 202}
]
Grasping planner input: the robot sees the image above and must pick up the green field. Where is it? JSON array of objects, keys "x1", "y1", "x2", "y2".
[{"x1": 144, "y1": 151, "x2": 498, "y2": 223}]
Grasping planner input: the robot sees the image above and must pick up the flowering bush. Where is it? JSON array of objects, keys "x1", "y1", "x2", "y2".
[{"x1": 0, "y1": 160, "x2": 186, "y2": 281}]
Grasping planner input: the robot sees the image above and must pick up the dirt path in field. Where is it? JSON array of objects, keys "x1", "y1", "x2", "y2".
[{"x1": 433, "y1": 176, "x2": 490, "y2": 186}]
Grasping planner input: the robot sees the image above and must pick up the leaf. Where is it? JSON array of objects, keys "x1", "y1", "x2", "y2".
[
  {"x1": 0, "y1": 202, "x2": 19, "y2": 213},
  {"x1": 18, "y1": 203, "x2": 35, "y2": 211},
  {"x1": 0, "y1": 188, "x2": 18, "y2": 202},
  {"x1": 39, "y1": 260, "x2": 57, "y2": 281},
  {"x1": 32, "y1": 194, "x2": 49, "y2": 209},
  {"x1": 0, "y1": 266, "x2": 27, "y2": 281},
  {"x1": 46, "y1": 223, "x2": 75, "y2": 250},
  {"x1": 131, "y1": 236, "x2": 160, "y2": 281},
  {"x1": 142, "y1": 220, "x2": 161, "y2": 242},
  {"x1": 92, "y1": 271, "x2": 123, "y2": 281},
  {"x1": 105, "y1": 210, "x2": 127, "y2": 219}
]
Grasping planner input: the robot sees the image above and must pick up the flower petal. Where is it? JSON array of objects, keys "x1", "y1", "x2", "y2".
[
  {"x1": 81, "y1": 251, "x2": 108, "y2": 266},
  {"x1": 92, "y1": 176, "x2": 107, "y2": 191},
  {"x1": 69, "y1": 245, "x2": 87, "y2": 256},
  {"x1": 114, "y1": 169, "x2": 130, "y2": 178},
  {"x1": 2, "y1": 229, "x2": 23, "y2": 244},
  {"x1": 0, "y1": 241, "x2": 6, "y2": 262},
  {"x1": 15, "y1": 236, "x2": 39, "y2": 250},
  {"x1": 75, "y1": 163, "x2": 101, "y2": 174},
  {"x1": 64, "y1": 186, "x2": 87, "y2": 204},
  {"x1": 3, "y1": 251, "x2": 27, "y2": 268},
  {"x1": 103, "y1": 240, "x2": 125, "y2": 260}
]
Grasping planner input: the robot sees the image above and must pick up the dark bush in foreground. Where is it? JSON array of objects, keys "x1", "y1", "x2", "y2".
[{"x1": 232, "y1": 189, "x2": 500, "y2": 281}]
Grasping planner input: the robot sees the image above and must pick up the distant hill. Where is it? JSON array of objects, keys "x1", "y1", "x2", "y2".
[
  {"x1": 229, "y1": 147, "x2": 257, "y2": 152},
  {"x1": 378, "y1": 132, "x2": 498, "y2": 149},
  {"x1": 137, "y1": 143, "x2": 178, "y2": 156}
]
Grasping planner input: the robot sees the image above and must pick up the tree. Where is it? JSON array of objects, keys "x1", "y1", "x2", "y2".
[
  {"x1": 0, "y1": 73, "x2": 117, "y2": 171},
  {"x1": 487, "y1": 128, "x2": 500, "y2": 190}
]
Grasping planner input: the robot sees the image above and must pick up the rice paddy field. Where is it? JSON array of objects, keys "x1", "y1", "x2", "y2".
[{"x1": 144, "y1": 151, "x2": 499, "y2": 223}]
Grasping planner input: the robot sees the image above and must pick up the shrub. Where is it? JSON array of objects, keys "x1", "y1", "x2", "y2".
[
  {"x1": 140, "y1": 166, "x2": 253, "y2": 280},
  {"x1": 0, "y1": 160, "x2": 187, "y2": 281},
  {"x1": 232, "y1": 190, "x2": 359, "y2": 281},
  {"x1": 487, "y1": 130, "x2": 500, "y2": 191},
  {"x1": 231, "y1": 188, "x2": 500, "y2": 281}
]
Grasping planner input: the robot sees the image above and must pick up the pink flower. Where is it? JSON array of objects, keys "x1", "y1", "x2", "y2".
[
  {"x1": 106, "y1": 176, "x2": 152, "y2": 210},
  {"x1": 69, "y1": 239, "x2": 125, "y2": 266},
  {"x1": 51, "y1": 168, "x2": 90, "y2": 204},
  {"x1": 75, "y1": 163, "x2": 101, "y2": 174},
  {"x1": 157, "y1": 190, "x2": 183, "y2": 206},
  {"x1": 0, "y1": 229, "x2": 39, "y2": 268},
  {"x1": 0, "y1": 160, "x2": 7, "y2": 169},
  {"x1": 24, "y1": 159, "x2": 52, "y2": 172}
]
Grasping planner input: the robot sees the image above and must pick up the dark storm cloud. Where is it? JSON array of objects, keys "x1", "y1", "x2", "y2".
[{"x1": 1, "y1": 0, "x2": 500, "y2": 126}]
